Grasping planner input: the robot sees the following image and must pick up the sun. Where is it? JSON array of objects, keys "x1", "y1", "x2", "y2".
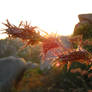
[{"x1": 33, "y1": 16, "x2": 79, "y2": 36}]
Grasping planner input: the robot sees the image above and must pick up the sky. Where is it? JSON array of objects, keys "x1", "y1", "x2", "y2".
[{"x1": 0, "y1": 0, "x2": 92, "y2": 39}]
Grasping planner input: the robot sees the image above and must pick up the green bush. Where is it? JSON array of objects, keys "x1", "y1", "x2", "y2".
[{"x1": 14, "y1": 62, "x2": 92, "y2": 92}]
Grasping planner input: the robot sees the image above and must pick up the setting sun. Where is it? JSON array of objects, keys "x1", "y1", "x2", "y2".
[{"x1": 0, "y1": 0, "x2": 92, "y2": 39}]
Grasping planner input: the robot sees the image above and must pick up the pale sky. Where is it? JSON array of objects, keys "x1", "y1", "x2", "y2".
[{"x1": 0, "y1": 0, "x2": 92, "y2": 39}]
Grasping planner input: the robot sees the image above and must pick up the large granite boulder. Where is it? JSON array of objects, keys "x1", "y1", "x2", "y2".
[
  {"x1": 73, "y1": 14, "x2": 92, "y2": 39},
  {"x1": 78, "y1": 14, "x2": 92, "y2": 23},
  {"x1": 75, "y1": 14, "x2": 92, "y2": 29},
  {"x1": 0, "y1": 56, "x2": 26, "y2": 92}
]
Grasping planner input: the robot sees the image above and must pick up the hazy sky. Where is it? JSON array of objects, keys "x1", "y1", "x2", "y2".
[{"x1": 0, "y1": 0, "x2": 92, "y2": 38}]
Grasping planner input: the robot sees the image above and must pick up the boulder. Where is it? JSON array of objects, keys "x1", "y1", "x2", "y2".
[
  {"x1": 0, "y1": 56, "x2": 26, "y2": 92},
  {"x1": 78, "y1": 14, "x2": 92, "y2": 23},
  {"x1": 26, "y1": 62, "x2": 39, "y2": 69},
  {"x1": 74, "y1": 14, "x2": 92, "y2": 31}
]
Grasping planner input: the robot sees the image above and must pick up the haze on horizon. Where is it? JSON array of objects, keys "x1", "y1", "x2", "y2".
[{"x1": 0, "y1": 0, "x2": 92, "y2": 39}]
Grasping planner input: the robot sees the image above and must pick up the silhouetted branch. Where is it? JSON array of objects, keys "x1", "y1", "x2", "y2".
[{"x1": 2, "y1": 20, "x2": 46, "y2": 47}]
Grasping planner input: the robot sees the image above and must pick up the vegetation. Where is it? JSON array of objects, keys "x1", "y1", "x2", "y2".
[
  {"x1": 73, "y1": 22, "x2": 92, "y2": 53},
  {"x1": 0, "y1": 38, "x2": 41, "y2": 62},
  {"x1": 0, "y1": 19, "x2": 92, "y2": 92},
  {"x1": 11, "y1": 62, "x2": 92, "y2": 92},
  {"x1": 73, "y1": 22, "x2": 92, "y2": 40}
]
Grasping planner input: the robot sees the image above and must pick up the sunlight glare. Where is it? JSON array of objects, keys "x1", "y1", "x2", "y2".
[{"x1": 0, "y1": 0, "x2": 92, "y2": 38}]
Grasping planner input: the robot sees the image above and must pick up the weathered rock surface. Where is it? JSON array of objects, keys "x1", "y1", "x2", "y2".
[
  {"x1": 78, "y1": 14, "x2": 92, "y2": 23},
  {"x1": 73, "y1": 13, "x2": 92, "y2": 38},
  {"x1": 74, "y1": 14, "x2": 92, "y2": 29},
  {"x1": 26, "y1": 62, "x2": 39, "y2": 69},
  {"x1": 0, "y1": 56, "x2": 26, "y2": 92}
]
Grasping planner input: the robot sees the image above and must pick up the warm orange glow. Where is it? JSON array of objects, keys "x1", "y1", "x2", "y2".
[{"x1": 56, "y1": 62, "x2": 61, "y2": 67}]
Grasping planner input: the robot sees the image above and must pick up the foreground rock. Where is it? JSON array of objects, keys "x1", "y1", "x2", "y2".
[
  {"x1": 26, "y1": 62, "x2": 39, "y2": 69},
  {"x1": 0, "y1": 56, "x2": 26, "y2": 92}
]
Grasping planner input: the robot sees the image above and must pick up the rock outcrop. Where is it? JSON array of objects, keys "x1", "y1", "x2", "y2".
[
  {"x1": 78, "y1": 14, "x2": 92, "y2": 23},
  {"x1": 73, "y1": 14, "x2": 92, "y2": 39},
  {"x1": 26, "y1": 62, "x2": 39, "y2": 69},
  {"x1": 0, "y1": 56, "x2": 26, "y2": 92},
  {"x1": 74, "y1": 14, "x2": 92, "y2": 29}
]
